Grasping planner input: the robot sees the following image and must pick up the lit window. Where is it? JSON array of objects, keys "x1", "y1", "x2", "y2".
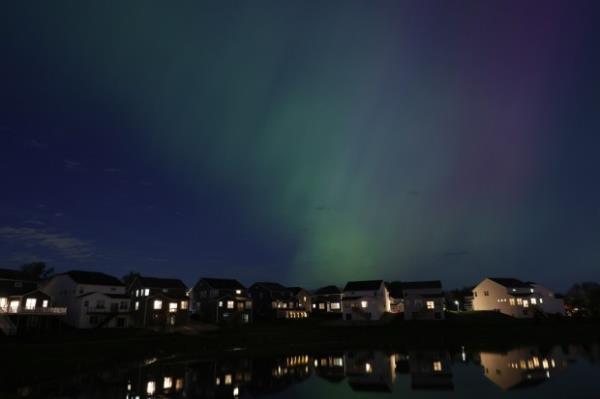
[
  {"x1": 227, "y1": 301, "x2": 234, "y2": 309},
  {"x1": 25, "y1": 298, "x2": 37, "y2": 310},
  {"x1": 219, "y1": 301, "x2": 223, "y2": 307},
  {"x1": 153, "y1": 300, "x2": 163, "y2": 310},
  {"x1": 426, "y1": 301, "x2": 435, "y2": 310},
  {"x1": 42, "y1": 300, "x2": 48, "y2": 308},
  {"x1": 169, "y1": 302, "x2": 178, "y2": 313},
  {"x1": 312, "y1": 303, "x2": 316, "y2": 308},
  {"x1": 235, "y1": 289, "x2": 242, "y2": 295},
  {"x1": 319, "y1": 303, "x2": 325, "y2": 310},
  {"x1": 365, "y1": 363, "x2": 372, "y2": 373},
  {"x1": 135, "y1": 301, "x2": 139, "y2": 310},
  {"x1": 175, "y1": 378, "x2": 183, "y2": 390},
  {"x1": 225, "y1": 374, "x2": 232, "y2": 385},
  {"x1": 531, "y1": 298, "x2": 537, "y2": 305},
  {"x1": 281, "y1": 303, "x2": 287, "y2": 308},
  {"x1": 484, "y1": 291, "x2": 489, "y2": 296},
  {"x1": 523, "y1": 300, "x2": 529, "y2": 308},
  {"x1": 0, "y1": 297, "x2": 7, "y2": 310},
  {"x1": 144, "y1": 289, "x2": 150, "y2": 296},
  {"x1": 216, "y1": 377, "x2": 220, "y2": 385},
  {"x1": 330, "y1": 302, "x2": 341, "y2": 310},
  {"x1": 163, "y1": 376, "x2": 172, "y2": 389},
  {"x1": 433, "y1": 361, "x2": 442, "y2": 371},
  {"x1": 147, "y1": 381, "x2": 156, "y2": 395},
  {"x1": 181, "y1": 301, "x2": 188, "y2": 310},
  {"x1": 233, "y1": 386, "x2": 239, "y2": 397},
  {"x1": 539, "y1": 298, "x2": 544, "y2": 304},
  {"x1": 361, "y1": 300, "x2": 368, "y2": 308},
  {"x1": 530, "y1": 288, "x2": 534, "y2": 293},
  {"x1": 509, "y1": 298, "x2": 515, "y2": 306},
  {"x1": 136, "y1": 289, "x2": 139, "y2": 297},
  {"x1": 517, "y1": 298, "x2": 523, "y2": 305}
]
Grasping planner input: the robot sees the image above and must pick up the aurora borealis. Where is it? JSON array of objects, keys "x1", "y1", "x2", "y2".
[{"x1": 1, "y1": 2, "x2": 600, "y2": 289}]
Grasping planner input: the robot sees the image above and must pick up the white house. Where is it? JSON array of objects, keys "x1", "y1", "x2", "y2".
[
  {"x1": 472, "y1": 278, "x2": 565, "y2": 318},
  {"x1": 342, "y1": 280, "x2": 390, "y2": 321},
  {"x1": 388, "y1": 281, "x2": 445, "y2": 320},
  {"x1": 42, "y1": 270, "x2": 130, "y2": 328}
]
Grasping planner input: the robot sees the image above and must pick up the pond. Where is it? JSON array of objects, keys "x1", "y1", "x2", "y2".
[{"x1": 5, "y1": 343, "x2": 600, "y2": 398}]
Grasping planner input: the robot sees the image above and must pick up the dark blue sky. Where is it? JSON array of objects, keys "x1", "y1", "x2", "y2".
[{"x1": 1, "y1": 2, "x2": 600, "y2": 290}]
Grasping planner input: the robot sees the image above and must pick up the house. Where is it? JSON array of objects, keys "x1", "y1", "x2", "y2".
[
  {"x1": 344, "y1": 351, "x2": 397, "y2": 392},
  {"x1": 288, "y1": 286, "x2": 312, "y2": 313},
  {"x1": 388, "y1": 281, "x2": 445, "y2": 320},
  {"x1": 249, "y1": 282, "x2": 308, "y2": 319},
  {"x1": 479, "y1": 346, "x2": 567, "y2": 390},
  {"x1": 0, "y1": 268, "x2": 66, "y2": 335},
  {"x1": 42, "y1": 270, "x2": 130, "y2": 328},
  {"x1": 191, "y1": 278, "x2": 252, "y2": 324},
  {"x1": 128, "y1": 276, "x2": 189, "y2": 328},
  {"x1": 472, "y1": 278, "x2": 565, "y2": 318},
  {"x1": 311, "y1": 285, "x2": 343, "y2": 315},
  {"x1": 342, "y1": 280, "x2": 390, "y2": 321}
]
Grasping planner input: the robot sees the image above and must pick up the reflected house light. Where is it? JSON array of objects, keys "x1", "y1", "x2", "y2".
[
  {"x1": 216, "y1": 377, "x2": 220, "y2": 385},
  {"x1": 127, "y1": 381, "x2": 131, "y2": 391},
  {"x1": 175, "y1": 378, "x2": 183, "y2": 390},
  {"x1": 163, "y1": 377, "x2": 172, "y2": 389},
  {"x1": 546, "y1": 371, "x2": 551, "y2": 378},
  {"x1": 233, "y1": 386, "x2": 239, "y2": 397},
  {"x1": 542, "y1": 359, "x2": 549, "y2": 369},
  {"x1": 365, "y1": 363, "x2": 372, "y2": 373},
  {"x1": 146, "y1": 381, "x2": 156, "y2": 395},
  {"x1": 314, "y1": 359, "x2": 319, "y2": 367},
  {"x1": 433, "y1": 361, "x2": 442, "y2": 371},
  {"x1": 225, "y1": 374, "x2": 232, "y2": 385}
]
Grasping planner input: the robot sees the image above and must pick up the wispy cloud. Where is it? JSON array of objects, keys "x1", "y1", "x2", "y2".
[
  {"x1": 22, "y1": 220, "x2": 46, "y2": 226},
  {"x1": 27, "y1": 139, "x2": 48, "y2": 149},
  {"x1": 0, "y1": 226, "x2": 94, "y2": 261},
  {"x1": 64, "y1": 159, "x2": 82, "y2": 170}
]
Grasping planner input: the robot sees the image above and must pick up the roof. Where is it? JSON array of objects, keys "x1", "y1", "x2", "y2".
[
  {"x1": 315, "y1": 285, "x2": 342, "y2": 295},
  {"x1": 343, "y1": 280, "x2": 383, "y2": 292},
  {"x1": 65, "y1": 270, "x2": 124, "y2": 286},
  {"x1": 488, "y1": 278, "x2": 532, "y2": 289},
  {"x1": 0, "y1": 280, "x2": 40, "y2": 296},
  {"x1": 288, "y1": 286, "x2": 306, "y2": 295},
  {"x1": 0, "y1": 268, "x2": 37, "y2": 282},
  {"x1": 199, "y1": 278, "x2": 245, "y2": 290},
  {"x1": 137, "y1": 276, "x2": 187, "y2": 290},
  {"x1": 251, "y1": 282, "x2": 288, "y2": 291}
]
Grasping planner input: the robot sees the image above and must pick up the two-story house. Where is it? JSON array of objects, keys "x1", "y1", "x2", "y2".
[
  {"x1": 0, "y1": 268, "x2": 66, "y2": 335},
  {"x1": 128, "y1": 276, "x2": 189, "y2": 328},
  {"x1": 249, "y1": 282, "x2": 308, "y2": 320},
  {"x1": 42, "y1": 270, "x2": 130, "y2": 328},
  {"x1": 191, "y1": 278, "x2": 252, "y2": 324},
  {"x1": 311, "y1": 285, "x2": 343, "y2": 316},
  {"x1": 388, "y1": 281, "x2": 445, "y2": 320},
  {"x1": 342, "y1": 280, "x2": 390, "y2": 321},
  {"x1": 288, "y1": 287, "x2": 312, "y2": 313}
]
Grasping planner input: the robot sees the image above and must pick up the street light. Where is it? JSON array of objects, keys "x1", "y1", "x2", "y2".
[{"x1": 454, "y1": 300, "x2": 460, "y2": 311}]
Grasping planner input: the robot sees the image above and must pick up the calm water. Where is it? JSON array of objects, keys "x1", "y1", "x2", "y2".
[{"x1": 4, "y1": 343, "x2": 600, "y2": 398}]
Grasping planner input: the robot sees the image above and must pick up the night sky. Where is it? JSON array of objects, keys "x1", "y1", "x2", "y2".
[{"x1": 1, "y1": 2, "x2": 600, "y2": 290}]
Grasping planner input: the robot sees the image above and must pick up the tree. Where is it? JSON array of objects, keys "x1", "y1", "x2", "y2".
[
  {"x1": 566, "y1": 282, "x2": 600, "y2": 317},
  {"x1": 122, "y1": 271, "x2": 141, "y2": 287},
  {"x1": 20, "y1": 262, "x2": 54, "y2": 280}
]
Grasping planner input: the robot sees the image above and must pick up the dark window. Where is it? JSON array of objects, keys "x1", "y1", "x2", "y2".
[
  {"x1": 116, "y1": 318, "x2": 126, "y2": 328},
  {"x1": 89, "y1": 316, "x2": 98, "y2": 325},
  {"x1": 484, "y1": 291, "x2": 489, "y2": 296},
  {"x1": 119, "y1": 301, "x2": 128, "y2": 309}
]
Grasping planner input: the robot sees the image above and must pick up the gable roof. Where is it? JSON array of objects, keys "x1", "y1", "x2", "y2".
[
  {"x1": 288, "y1": 286, "x2": 307, "y2": 295},
  {"x1": 136, "y1": 276, "x2": 187, "y2": 290},
  {"x1": 0, "y1": 280, "x2": 40, "y2": 296},
  {"x1": 488, "y1": 278, "x2": 532, "y2": 289},
  {"x1": 0, "y1": 268, "x2": 37, "y2": 282},
  {"x1": 251, "y1": 282, "x2": 288, "y2": 291},
  {"x1": 64, "y1": 270, "x2": 124, "y2": 286},
  {"x1": 315, "y1": 285, "x2": 341, "y2": 295},
  {"x1": 343, "y1": 280, "x2": 383, "y2": 292},
  {"x1": 199, "y1": 278, "x2": 245, "y2": 290}
]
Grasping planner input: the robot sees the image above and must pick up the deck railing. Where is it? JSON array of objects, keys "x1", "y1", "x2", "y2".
[{"x1": 0, "y1": 306, "x2": 67, "y2": 315}]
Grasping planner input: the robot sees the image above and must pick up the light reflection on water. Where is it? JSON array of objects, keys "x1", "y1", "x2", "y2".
[{"x1": 7, "y1": 343, "x2": 600, "y2": 398}]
